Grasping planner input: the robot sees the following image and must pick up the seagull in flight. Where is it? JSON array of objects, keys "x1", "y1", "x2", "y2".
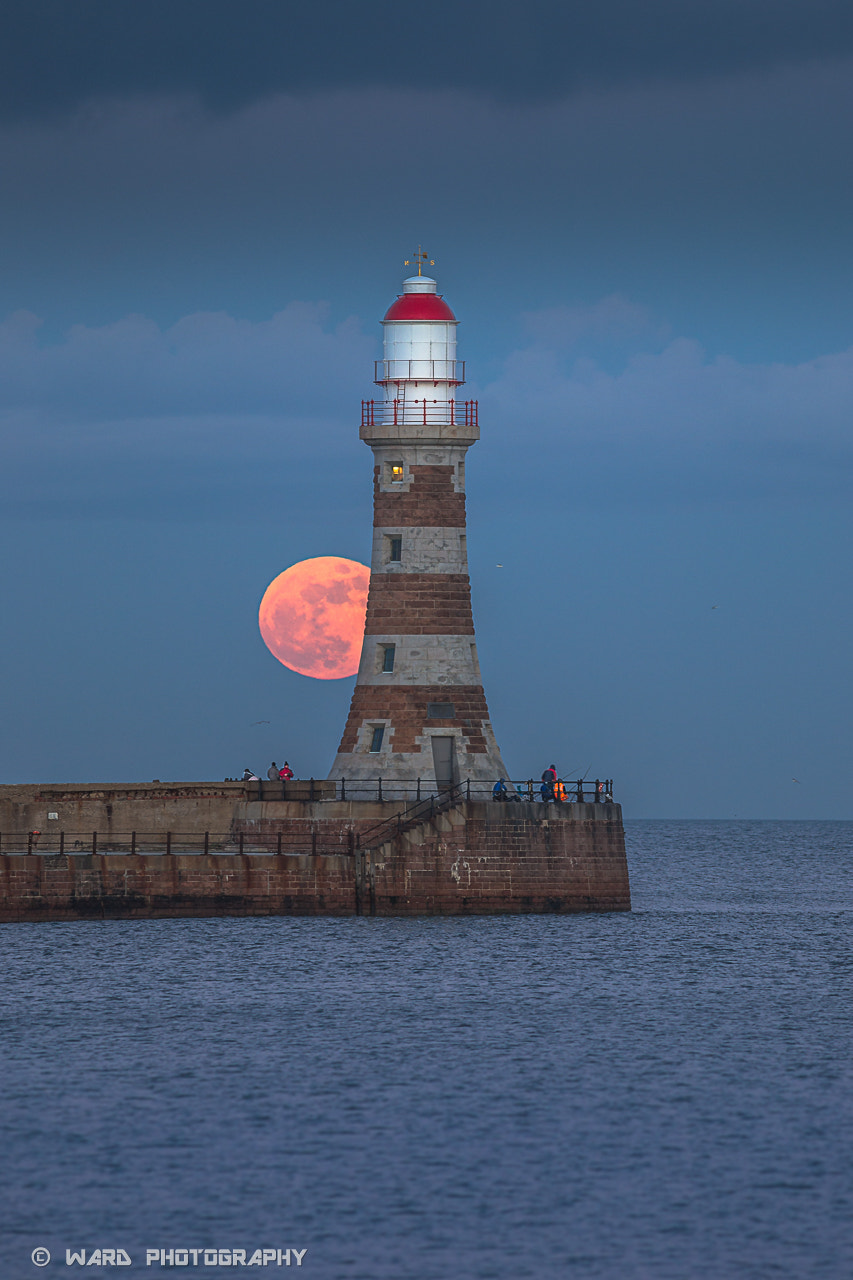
[{"x1": 251, "y1": 720, "x2": 271, "y2": 725}]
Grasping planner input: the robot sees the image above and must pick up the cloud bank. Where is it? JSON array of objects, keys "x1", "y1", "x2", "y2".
[
  {"x1": 484, "y1": 335, "x2": 853, "y2": 503},
  {"x1": 2, "y1": 54, "x2": 852, "y2": 368},
  {"x1": 4, "y1": 0, "x2": 852, "y2": 120},
  {"x1": 2, "y1": 297, "x2": 851, "y2": 517}
]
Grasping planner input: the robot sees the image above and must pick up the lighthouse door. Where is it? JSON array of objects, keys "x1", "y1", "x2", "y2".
[{"x1": 431, "y1": 736, "x2": 456, "y2": 792}]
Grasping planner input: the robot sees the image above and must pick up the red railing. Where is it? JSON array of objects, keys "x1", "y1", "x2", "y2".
[{"x1": 361, "y1": 399, "x2": 478, "y2": 429}]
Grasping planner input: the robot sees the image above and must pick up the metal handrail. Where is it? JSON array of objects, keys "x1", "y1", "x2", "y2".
[
  {"x1": 356, "y1": 782, "x2": 467, "y2": 852},
  {"x1": 374, "y1": 358, "x2": 466, "y2": 385},
  {"x1": 342, "y1": 777, "x2": 614, "y2": 804},
  {"x1": 244, "y1": 776, "x2": 615, "y2": 805},
  {"x1": 361, "y1": 398, "x2": 478, "y2": 429},
  {"x1": 2, "y1": 779, "x2": 616, "y2": 854},
  {"x1": 0, "y1": 828, "x2": 358, "y2": 857}
]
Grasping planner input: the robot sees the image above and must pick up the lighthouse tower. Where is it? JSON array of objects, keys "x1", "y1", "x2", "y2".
[{"x1": 328, "y1": 256, "x2": 511, "y2": 797}]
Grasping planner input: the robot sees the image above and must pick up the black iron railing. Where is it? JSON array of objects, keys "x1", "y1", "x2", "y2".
[
  {"x1": 0, "y1": 829, "x2": 357, "y2": 857},
  {"x1": 356, "y1": 782, "x2": 467, "y2": 852},
  {"x1": 251, "y1": 776, "x2": 615, "y2": 805},
  {"x1": 3, "y1": 778, "x2": 615, "y2": 855}
]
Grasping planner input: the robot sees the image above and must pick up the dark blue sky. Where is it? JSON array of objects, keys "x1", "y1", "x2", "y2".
[{"x1": 1, "y1": 2, "x2": 851, "y2": 816}]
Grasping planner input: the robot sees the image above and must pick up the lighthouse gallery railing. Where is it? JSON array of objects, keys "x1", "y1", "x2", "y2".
[
  {"x1": 361, "y1": 399, "x2": 478, "y2": 428},
  {"x1": 374, "y1": 358, "x2": 466, "y2": 385}
]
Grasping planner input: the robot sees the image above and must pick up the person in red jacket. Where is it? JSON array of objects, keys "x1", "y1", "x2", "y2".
[{"x1": 278, "y1": 762, "x2": 294, "y2": 780}]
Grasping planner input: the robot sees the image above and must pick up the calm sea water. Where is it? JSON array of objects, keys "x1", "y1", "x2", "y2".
[{"x1": 2, "y1": 821, "x2": 852, "y2": 1280}]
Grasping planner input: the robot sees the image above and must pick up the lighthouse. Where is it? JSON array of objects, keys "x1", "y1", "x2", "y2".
[{"x1": 328, "y1": 254, "x2": 511, "y2": 797}]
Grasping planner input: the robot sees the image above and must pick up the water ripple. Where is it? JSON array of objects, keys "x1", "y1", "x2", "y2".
[{"x1": 0, "y1": 821, "x2": 851, "y2": 1278}]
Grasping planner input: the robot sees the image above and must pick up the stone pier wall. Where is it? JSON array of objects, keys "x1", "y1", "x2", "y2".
[
  {"x1": 0, "y1": 793, "x2": 630, "y2": 922},
  {"x1": 361, "y1": 802, "x2": 630, "y2": 916},
  {"x1": 0, "y1": 781, "x2": 319, "y2": 845}
]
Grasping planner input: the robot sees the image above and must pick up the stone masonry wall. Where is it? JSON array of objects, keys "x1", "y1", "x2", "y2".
[
  {"x1": 365, "y1": 803, "x2": 630, "y2": 915},
  {"x1": 0, "y1": 801, "x2": 630, "y2": 921},
  {"x1": 373, "y1": 464, "x2": 466, "y2": 527},
  {"x1": 0, "y1": 785, "x2": 388, "y2": 852},
  {"x1": 0, "y1": 782, "x2": 247, "y2": 846},
  {"x1": 363, "y1": 573, "x2": 475, "y2": 635},
  {"x1": 336, "y1": 685, "x2": 491, "y2": 754},
  {"x1": 0, "y1": 852, "x2": 356, "y2": 921}
]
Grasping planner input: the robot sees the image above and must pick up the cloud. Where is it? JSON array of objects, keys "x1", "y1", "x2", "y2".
[
  {"x1": 0, "y1": 304, "x2": 372, "y2": 419},
  {"x1": 3, "y1": 56, "x2": 852, "y2": 351},
  {"x1": 0, "y1": 304, "x2": 373, "y2": 517},
  {"x1": 2, "y1": 296, "x2": 851, "y2": 519},
  {"x1": 478, "y1": 318, "x2": 853, "y2": 501},
  {"x1": 518, "y1": 298, "x2": 671, "y2": 370},
  {"x1": 3, "y1": 0, "x2": 853, "y2": 120},
  {"x1": 8, "y1": 62, "x2": 852, "y2": 218}
]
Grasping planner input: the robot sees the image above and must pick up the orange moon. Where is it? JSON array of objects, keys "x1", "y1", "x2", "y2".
[{"x1": 259, "y1": 557, "x2": 370, "y2": 680}]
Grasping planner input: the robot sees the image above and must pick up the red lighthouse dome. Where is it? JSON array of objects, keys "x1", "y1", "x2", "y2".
[{"x1": 383, "y1": 275, "x2": 457, "y2": 322}]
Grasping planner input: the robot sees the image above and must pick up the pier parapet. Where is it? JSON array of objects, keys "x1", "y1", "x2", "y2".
[{"x1": 0, "y1": 781, "x2": 629, "y2": 921}]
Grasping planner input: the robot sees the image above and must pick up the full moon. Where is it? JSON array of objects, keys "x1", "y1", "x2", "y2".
[{"x1": 258, "y1": 557, "x2": 370, "y2": 680}]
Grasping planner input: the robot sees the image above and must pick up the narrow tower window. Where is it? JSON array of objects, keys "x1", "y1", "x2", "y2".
[
  {"x1": 427, "y1": 702, "x2": 455, "y2": 719},
  {"x1": 388, "y1": 462, "x2": 404, "y2": 484},
  {"x1": 381, "y1": 644, "x2": 396, "y2": 673},
  {"x1": 369, "y1": 726, "x2": 385, "y2": 753},
  {"x1": 388, "y1": 536, "x2": 402, "y2": 562}
]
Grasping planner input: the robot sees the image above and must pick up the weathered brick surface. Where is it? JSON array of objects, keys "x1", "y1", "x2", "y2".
[
  {"x1": 367, "y1": 805, "x2": 631, "y2": 914},
  {"x1": 0, "y1": 783, "x2": 343, "y2": 849},
  {"x1": 0, "y1": 804, "x2": 631, "y2": 921},
  {"x1": 0, "y1": 852, "x2": 356, "y2": 920},
  {"x1": 336, "y1": 684, "x2": 491, "y2": 754},
  {"x1": 231, "y1": 812, "x2": 393, "y2": 852},
  {"x1": 364, "y1": 573, "x2": 475, "y2": 635},
  {"x1": 373, "y1": 464, "x2": 466, "y2": 528}
]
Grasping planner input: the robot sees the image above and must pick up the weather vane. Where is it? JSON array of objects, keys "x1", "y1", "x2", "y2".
[{"x1": 404, "y1": 245, "x2": 434, "y2": 276}]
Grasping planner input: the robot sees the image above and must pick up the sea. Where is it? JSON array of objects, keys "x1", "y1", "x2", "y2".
[{"x1": 1, "y1": 820, "x2": 852, "y2": 1280}]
